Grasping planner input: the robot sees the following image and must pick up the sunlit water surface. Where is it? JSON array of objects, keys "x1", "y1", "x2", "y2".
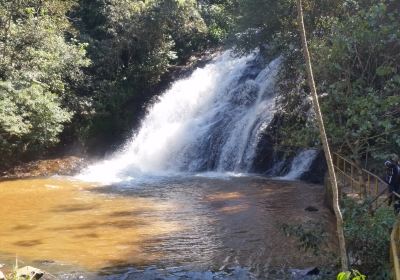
[{"x1": 0, "y1": 175, "x2": 335, "y2": 279}]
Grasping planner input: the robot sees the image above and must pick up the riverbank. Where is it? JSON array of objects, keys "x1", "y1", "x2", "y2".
[{"x1": 0, "y1": 156, "x2": 87, "y2": 180}]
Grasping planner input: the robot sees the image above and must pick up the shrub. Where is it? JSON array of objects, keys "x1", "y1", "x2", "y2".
[
  {"x1": 337, "y1": 270, "x2": 366, "y2": 280},
  {"x1": 342, "y1": 197, "x2": 395, "y2": 279}
]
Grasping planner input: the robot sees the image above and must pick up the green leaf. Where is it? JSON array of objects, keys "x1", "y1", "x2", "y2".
[{"x1": 376, "y1": 66, "x2": 395, "y2": 76}]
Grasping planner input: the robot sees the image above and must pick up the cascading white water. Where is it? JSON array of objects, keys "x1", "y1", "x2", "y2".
[
  {"x1": 281, "y1": 149, "x2": 318, "y2": 180},
  {"x1": 77, "y1": 51, "x2": 283, "y2": 184}
]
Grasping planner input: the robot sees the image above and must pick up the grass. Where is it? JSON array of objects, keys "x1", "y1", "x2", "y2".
[{"x1": 2, "y1": 259, "x2": 39, "y2": 280}]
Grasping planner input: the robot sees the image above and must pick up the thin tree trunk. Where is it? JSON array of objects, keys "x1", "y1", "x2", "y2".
[
  {"x1": 1, "y1": 2, "x2": 13, "y2": 65},
  {"x1": 2, "y1": 0, "x2": 20, "y2": 67},
  {"x1": 355, "y1": 159, "x2": 367, "y2": 198},
  {"x1": 296, "y1": 0, "x2": 349, "y2": 271}
]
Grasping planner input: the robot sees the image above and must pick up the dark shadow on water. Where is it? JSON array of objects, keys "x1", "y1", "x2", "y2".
[
  {"x1": 108, "y1": 210, "x2": 147, "y2": 218},
  {"x1": 47, "y1": 219, "x2": 149, "y2": 232},
  {"x1": 13, "y1": 239, "x2": 43, "y2": 247},
  {"x1": 12, "y1": 224, "x2": 37, "y2": 231},
  {"x1": 51, "y1": 204, "x2": 98, "y2": 213},
  {"x1": 73, "y1": 233, "x2": 100, "y2": 238},
  {"x1": 99, "y1": 261, "x2": 150, "y2": 276}
]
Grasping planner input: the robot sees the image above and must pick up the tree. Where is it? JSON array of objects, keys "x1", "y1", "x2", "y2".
[
  {"x1": 275, "y1": 0, "x2": 400, "y2": 172},
  {"x1": 0, "y1": 0, "x2": 90, "y2": 167},
  {"x1": 0, "y1": 82, "x2": 72, "y2": 161},
  {"x1": 312, "y1": 1, "x2": 400, "y2": 169},
  {"x1": 74, "y1": 0, "x2": 212, "y2": 147},
  {"x1": 296, "y1": 0, "x2": 349, "y2": 271}
]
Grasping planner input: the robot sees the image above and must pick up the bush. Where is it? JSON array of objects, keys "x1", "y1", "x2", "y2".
[
  {"x1": 337, "y1": 270, "x2": 366, "y2": 280},
  {"x1": 0, "y1": 82, "x2": 72, "y2": 166},
  {"x1": 342, "y1": 197, "x2": 395, "y2": 279}
]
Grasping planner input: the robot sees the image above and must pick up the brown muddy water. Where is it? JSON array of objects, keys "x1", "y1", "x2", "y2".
[{"x1": 0, "y1": 175, "x2": 337, "y2": 279}]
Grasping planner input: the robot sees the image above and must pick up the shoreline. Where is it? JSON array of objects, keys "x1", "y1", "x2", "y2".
[{"x1": 0, "y1": 156, "x2": 88, "y2": 180}]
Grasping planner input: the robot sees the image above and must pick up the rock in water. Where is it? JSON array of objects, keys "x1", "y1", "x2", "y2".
[
  {"x1": 289, "y1": 267, "x2": 320, "y2": 279},
  {"x1": 0, "y1": 271, "x2": 5, "y2": 280},
  {"x1": 305, "y1": 206, "x2": 319, "y2": 212},
  {"x1": 230, "y1": 81, "x2": 260, "y2": 106},
  {"x1": 17, "y1": 266, "x2": 44, "y2": 280}
]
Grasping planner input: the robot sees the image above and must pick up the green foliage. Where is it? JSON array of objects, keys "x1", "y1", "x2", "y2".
[
  {"x1": 200, "y1": 0, "x2": 238, "y2": 44},
  {"x1": 232, "y1": 0, "x2": 344, "y2": 56},
  {"x1": 311, "y1": 0, "x2": 400, "y2": 164},
  {"x1": 280, "y1": 221, "x2": 328, "y2": 256},
  {"x1": 342, "y1": 198, "x2": 395, "y2": 278},
  {"x1": 337, "y1": 270, "x2": 366, "y2": 280},
  {"x1": 77, "y1": 0, "x2": 209, "y2": 88},
  {"x1": 272, "y1": 0, "x2": 400, "y2": 168},
  {"x1": 75, "y1": 0, "x2": 236, "y2": 149},
  {"x1": 5, "y1": 258, "x2": 37, "y2": 280},
  {"x1": 0, "y1": 0, "x2": 237, "y2": 164},
  {"x1": 0, "y1": 82, "x2": 72, "y2": 162},
  {"x1": 0, "y1": 0, "x2": 89, "y2": 167},
  {"x1": 0, "y1": 0, "x2": 90, "y2": 94},
  {"x1": 233, "y1": 0, "x2": 294, "y2": 52}
]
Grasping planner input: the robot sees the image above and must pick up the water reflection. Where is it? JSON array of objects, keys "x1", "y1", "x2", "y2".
[
  {"x1": 0, "y1": 178, "x2": 181, "y2": 270},
  {"x1": 0, "y1": 176, "x2": 336, "y2": 278}
]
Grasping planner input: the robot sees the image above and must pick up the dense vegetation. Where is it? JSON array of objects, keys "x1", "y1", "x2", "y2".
[
  {"x1": 0, "y1": 0, "x2": 236, "y2": 168},
  {"x1": 342, "y1": 198, "x2": 395, "y2": 279},
  {"x1": 257, "y1": 0, "x2": 400, "y2": 171},
  {"x1": 0, "y1": 0, "x2": 89, "y2": 165},
  {"x1": 1, "y1": 0, "x2": 399, "y2": 172}
]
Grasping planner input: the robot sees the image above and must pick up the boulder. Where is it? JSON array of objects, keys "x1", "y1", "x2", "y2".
[
  {"x1": 305, "y1": 206, "x2": 319, "y2": 212},
  {"x1": 0, "y1": 271, "x2": 5, "y2": 280},
  {"x1": 17, "y1": 266, "x2": 44, "y2": 280},
  {"x1": 289, "y1": 267, "x2": 320, "y2": 279}
]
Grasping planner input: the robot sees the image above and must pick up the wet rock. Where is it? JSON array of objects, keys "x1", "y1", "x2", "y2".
[
  {"x1": 289, "y1": 267, "x2": 320, "y2": 279},
  {"x1": 53, "y1": 272, "x2": 94, "y2": 280},
  {"x1": 123, "y1": 266, "x2": 257, "y2": 280},
  {"x1": 0, "y1": 271, "x2": 5, "y2": 280},
  {"x1": 300, "y1": 151, "x2": 327, "y2": 184},
  {"x1": 36, "y1": 260, "x2": 55, "y2": 265},
  {"x1": 230, "y1": 81, "x2": 260, "y2": 106},
  {"x1": 305, "y1": 206, "x2": 319, "y2": 212},
  {"x1": 237, "y1": 56, "x2": 265, "y2": 84},
  {"x1": 306, "y1": 267, "x2": 320, "y2": 275},
  {"x1": 17, "y1": 266, "x2": 44, "y2": 280},
  {"x1": 2, "y1": 156, "x2": 87, "y2": 179},
  {"x1": 251, "y1": 113, "x2": 287, "y2": 173}
]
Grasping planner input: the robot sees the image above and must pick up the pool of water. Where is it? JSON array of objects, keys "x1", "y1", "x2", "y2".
[{"x1": 0, "y1": 175, "x2": 336, "y2": 279}]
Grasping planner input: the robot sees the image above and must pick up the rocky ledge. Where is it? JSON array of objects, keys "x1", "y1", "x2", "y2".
[{"x1": 1, "y1": 156, "x2": 87, "y2": 179}]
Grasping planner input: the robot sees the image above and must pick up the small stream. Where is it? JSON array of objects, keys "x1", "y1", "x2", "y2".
[{"x1": 0, "y1": 175, "x2": 335, "y2": 279}]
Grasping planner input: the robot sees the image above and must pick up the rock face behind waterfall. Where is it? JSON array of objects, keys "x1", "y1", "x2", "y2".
[
  {"x1": 300, "y1": 151, "x2": 327, "y2": 184},
  {"x1": 250, "y1": 113, "x2": 285, "y2": 173},
  {"x1": 251, "y1": 114, "x2": 327, "y2": 184}
]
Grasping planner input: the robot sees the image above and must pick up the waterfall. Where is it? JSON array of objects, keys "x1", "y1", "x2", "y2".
[
  {"x1": 77, "y1": 51, "x2": 284, "y2": 183},
  {"x1": 281, "y1": 149, "x2": 318, "y2": 180}
]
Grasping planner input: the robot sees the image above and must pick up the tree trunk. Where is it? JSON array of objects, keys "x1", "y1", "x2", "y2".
[
  {"x1": 355, "y1": 159, "x2": 367, "y2": 198},
  {"x1": 1, "y1": 0, "x2": 19, "y2": 67},
  {"x1": 296, "y1": 0, "x2": 349, "y2": 271}
]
